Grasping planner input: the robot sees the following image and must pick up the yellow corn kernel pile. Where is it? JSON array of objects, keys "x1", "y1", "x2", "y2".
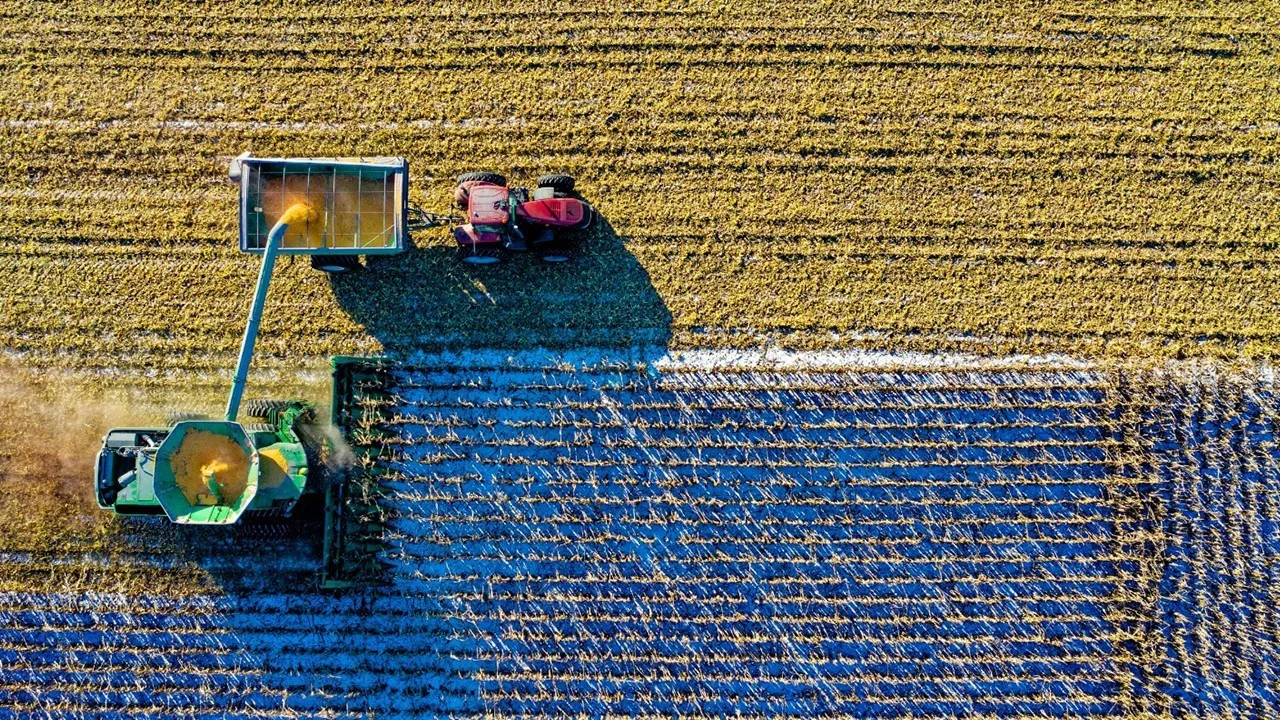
[{"x1": 169, "y1": 430, "x2": 250, "y2": 507}]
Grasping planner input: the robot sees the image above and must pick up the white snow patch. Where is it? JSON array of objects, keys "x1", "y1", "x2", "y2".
[{"x1": 396, "y1": 346, "x2": 1098, "y2": 373}]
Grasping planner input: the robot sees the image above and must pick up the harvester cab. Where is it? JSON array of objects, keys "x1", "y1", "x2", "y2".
[{"x1": 95, "y1": 403, "x2": 311, "y2": 524}]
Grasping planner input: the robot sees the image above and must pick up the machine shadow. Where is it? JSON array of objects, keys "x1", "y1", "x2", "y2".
[
  {"x1": 328, "y1": 208, "x2": 673, "y2": 355},
  {"x1": 125, "y1": 201, "x2": 676, "y2": 595}
]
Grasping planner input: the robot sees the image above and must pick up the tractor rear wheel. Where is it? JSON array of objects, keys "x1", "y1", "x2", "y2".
[
  {"x1": 311, "y1": 254, "x2": 362, "y2": 274},
  {"x1": 530, "y1": 226, "x2": 573, "y2": 263},
  {"x1": 536, "y1": 173, "x2": 576, "y2": 193},
  {"x1": 456, "y1": 171, "x2": 507, "y2": 187},
  {"x1": 456, "y1": 243, "x2": 506, "y2": 265},
  {"x1": 243, "y1": 399, "x2": 294, "y2": 421}
]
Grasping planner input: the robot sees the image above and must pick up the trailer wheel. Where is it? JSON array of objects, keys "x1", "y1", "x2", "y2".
[
  {"x1": 310, "y1": 254, "x2": 362, "y2": 274},
  {"x1": 456, "y1": 171, "x2": 507, "y2": 187},
  {"x1": 241, "y1": 422, "x2": 276, "y2": 435},
  {"x1": 536, "y1": 173, "x2": 576, "y2": 193},
  {"x1": 456, "y1": 243, "x2": 506, "y2": 265},
  {"x1": 166, "y1": 411, "x2": 210, "y2": 425}
]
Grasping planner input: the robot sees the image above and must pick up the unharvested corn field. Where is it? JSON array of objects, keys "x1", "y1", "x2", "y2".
[
  {"x1": 1, "y1": 1, "x2": 1279, "y2": 718},
  {"x1": 3, "y1": 351, "x2": 1278, "y2": 717}
]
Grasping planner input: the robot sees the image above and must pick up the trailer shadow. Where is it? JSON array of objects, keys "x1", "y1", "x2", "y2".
[{"x1": 328, "y1": 208, "x2": 672, "y2": 356}]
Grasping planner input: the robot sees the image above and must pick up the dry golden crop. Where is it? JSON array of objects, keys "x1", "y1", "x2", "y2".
[
  {"x1": 1, "y1": 3, "x2": 1279, "y2": 716},
  {"x1": 0, "y1": 1, "x2": 1277, "y2": 376}
]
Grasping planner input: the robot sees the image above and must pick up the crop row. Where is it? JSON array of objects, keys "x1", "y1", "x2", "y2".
[
  {"x1": 4, "y1": 10, "x2": 1262, "y2": 54},
  {"x1": 371, "y1": 361, "x2": 1274, "y2": 717},
  {"x1": 1121, "y1": 370, "x2": 1279, "y2": 717},
  {"x1": 4, "y1": 358, "x2": 1278, "y2": 716},
  {"x1": 366, "y1": 361, "x2": 1126, "y2": 716},
  {"x1": 3, "y1": 243, "x2": 1275, "y2": 367},
  {"x1": 389, "y1": 367, "x2": 1110, "y2": 388},
  {"x1": 5, "y1": 153, "x2": 1273, "y2": 232},
  {"x1": 5, "y1": 123, "x2": 1276, "y2": 177},
  {"x1": 2, "y1": 0, "x2": 1278, "y2": 363}
]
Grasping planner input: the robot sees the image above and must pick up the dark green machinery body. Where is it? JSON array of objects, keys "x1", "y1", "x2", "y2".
[
  {"x1": 95, "y1": 403, "x2": 311, "y2": 523},
  {"x1": 94, "y1": 360, "x2": 392, "y2": 589},
  {"x1": 321, "y1": 356, "x2": 395, "y2": 589}
]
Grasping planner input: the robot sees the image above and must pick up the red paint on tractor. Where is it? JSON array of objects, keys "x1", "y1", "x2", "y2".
[
  {"x1": 449, "y1": 173, "x2": 593, "y2": 263},
  {"x1": 516, "y1": 198, "x2": 589, "y2": 229},
  {"x1": 466, "y1": 184, "x2": 510, "y2": 225}
]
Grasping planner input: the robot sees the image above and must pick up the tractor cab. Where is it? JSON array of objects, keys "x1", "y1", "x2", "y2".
[
  {"x1": 452, "y1": 171, "x2": 595, "y2": 264},
  {"x1": 465, "y1": 183, "x2": 510, "y2": 226}
]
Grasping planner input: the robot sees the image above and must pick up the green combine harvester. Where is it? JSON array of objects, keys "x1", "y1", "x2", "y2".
[
  {"x1": 93, "y1": 156, "x2": 401, "y2": 589},
  {"x1": 96, "y1": 405, "x2": 310, "y2": 525}
]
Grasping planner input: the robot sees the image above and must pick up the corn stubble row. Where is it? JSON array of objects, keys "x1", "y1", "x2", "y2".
[
  {"x1": 357, "y1": 361, "x2": 1280, "y2": 717},
  {"x1": 0, "y1": 3, "x2": 1278, "y2": 368},
  {"x1": 1, "y1": 355, "x2": 1277, "y2": 716}
]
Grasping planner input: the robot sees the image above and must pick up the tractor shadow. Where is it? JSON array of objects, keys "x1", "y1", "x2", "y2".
[
  {"x1": 316, "y1": 199, "x2": 672, "y2": 592},
  {"x1": 328, "y1": 205, "x2": 673, "y2": 355}
]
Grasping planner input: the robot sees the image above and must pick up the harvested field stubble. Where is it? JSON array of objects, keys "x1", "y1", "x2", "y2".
[
  {"x1": 1, "y1": 2, "x2": 1278, "y2": 369},
  {"x1": 2, "y1": 1, "x2": 1279, "y2": 717}
]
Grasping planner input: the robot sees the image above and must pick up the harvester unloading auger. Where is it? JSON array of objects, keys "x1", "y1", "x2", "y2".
[
  {"x1": 95, "y1": 200, "x2": 317, "y2": 524},
  {"x1": 94, "y1": 155, "x2": 590, "y2": 588},
  {"x1": 93, "y1": 191, "x2": 377, "y2": 588}
]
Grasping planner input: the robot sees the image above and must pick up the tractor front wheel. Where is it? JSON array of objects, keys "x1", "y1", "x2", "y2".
[
  {"x1": 456, "y1": 171, "x2": 507, "y2": 187},
  {"x1": 311, "y1": 255, "x2": 362, "y2": 274},
  {"x1": 456, "y1": 243, "x2": 506, "y2": 265}
]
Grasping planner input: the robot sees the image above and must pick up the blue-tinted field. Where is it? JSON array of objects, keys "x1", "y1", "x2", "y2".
[{"x1": 1, "y1": 355, "x2": 1275, "y2": 718}]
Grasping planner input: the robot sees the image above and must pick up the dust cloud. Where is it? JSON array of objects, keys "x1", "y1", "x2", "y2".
[{"x1": 0, "y1": 365, "x2": 147, "y2": 508}]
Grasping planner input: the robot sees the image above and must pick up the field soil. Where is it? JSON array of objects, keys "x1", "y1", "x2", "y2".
[{"x1": 1, "y1": 2, "x2": 1278, "y2": 718}]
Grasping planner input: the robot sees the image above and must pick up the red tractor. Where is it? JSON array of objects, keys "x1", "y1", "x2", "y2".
[{"x1": 451, "y1": 172, "x2": 595, "y2": 264}]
